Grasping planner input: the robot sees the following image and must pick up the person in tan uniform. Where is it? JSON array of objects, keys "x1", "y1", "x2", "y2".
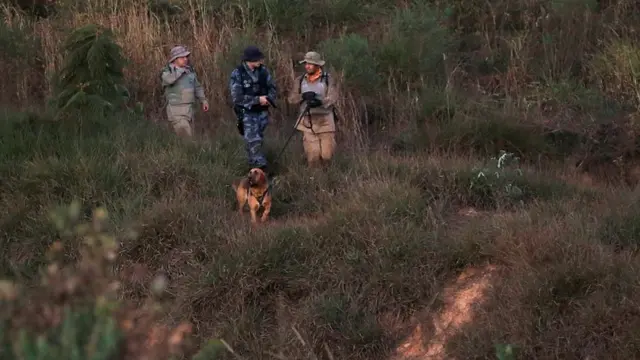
[
  {"x1": 160, "y1": 45, "x2": 209, "y2": 138},
  {"x1": 287, "y1": 51, "x2": 339, "y2": 167}
]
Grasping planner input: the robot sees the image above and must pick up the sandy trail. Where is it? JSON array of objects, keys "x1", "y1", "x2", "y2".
[{"x1": 393, "y1": 264, "x2": 499, "y2": 360}]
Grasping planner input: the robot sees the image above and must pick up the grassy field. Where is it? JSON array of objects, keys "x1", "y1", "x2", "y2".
[{"x1": 2, "y1": 0, "x2": 640, "y2": 359}]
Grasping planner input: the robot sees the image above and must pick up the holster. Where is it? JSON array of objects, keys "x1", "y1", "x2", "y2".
[{"x1": 233, "y1": 105, "x2": 245, "y2": 136}]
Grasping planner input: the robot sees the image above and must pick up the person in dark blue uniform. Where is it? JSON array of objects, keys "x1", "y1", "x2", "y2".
[{"x1": 229, "y1": 46, "x2": 277, "y2": 173}]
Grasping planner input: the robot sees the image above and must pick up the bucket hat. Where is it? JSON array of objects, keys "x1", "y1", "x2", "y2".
[
  {"x1": 168, "y1": 45, "x2": 190, "y2": 63},
  {"x1": 299, "y1": 51, "x2": 325, "y2": 66}
]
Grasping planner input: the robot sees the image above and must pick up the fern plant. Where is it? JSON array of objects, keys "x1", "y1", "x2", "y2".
[{"x1": 51, "y1": 24, "x2": 132, "y2": 117}]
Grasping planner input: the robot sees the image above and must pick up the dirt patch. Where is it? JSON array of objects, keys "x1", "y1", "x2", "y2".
[{"x1": 392, "y1": 264, "x2": 499, "y2": 360}]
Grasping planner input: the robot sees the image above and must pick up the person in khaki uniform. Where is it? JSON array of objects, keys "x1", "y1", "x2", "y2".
[
  {"x1": 288, "y1": 51, "x2": 339, "y2": 167},
  {"x1": 160, "y1": 45, "x2": 209, "y2": 138}
]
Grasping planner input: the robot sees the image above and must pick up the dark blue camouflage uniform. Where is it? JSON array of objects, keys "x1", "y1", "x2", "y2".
[{"x1": 229, "y1": 63, "x2": 277, "y2": 168}]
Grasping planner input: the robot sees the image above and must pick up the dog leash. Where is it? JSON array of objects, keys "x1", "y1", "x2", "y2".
[{"x1": 272, "y1": 103, "x2": 311, "y2": 167}]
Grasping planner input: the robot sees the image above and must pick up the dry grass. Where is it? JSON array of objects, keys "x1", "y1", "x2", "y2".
[{"x1": 2, "y1": 0, "x2": 640, "y2": 359}]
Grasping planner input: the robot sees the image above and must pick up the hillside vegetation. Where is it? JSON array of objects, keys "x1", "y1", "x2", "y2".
[{"x1": 2, "y1": 0, "x2": 640, "y2": 359}]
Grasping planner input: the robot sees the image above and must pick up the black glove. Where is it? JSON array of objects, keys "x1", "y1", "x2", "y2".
[
  {"x1": 307, "y1": 98, "x2": 322, "y2": 108},
  {"x1": 301, "y1": 91, "x2": 316, "y2": 102}
]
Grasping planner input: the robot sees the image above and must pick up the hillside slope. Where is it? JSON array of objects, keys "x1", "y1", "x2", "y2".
[
  {"x1": 2, "y1": 109, "x2": 640, "y2": 359},
  {"x1": 2, "y1": 0, "x2": 640, "y2": 358}
]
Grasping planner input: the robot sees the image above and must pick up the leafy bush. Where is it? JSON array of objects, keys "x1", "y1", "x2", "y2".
[
  {"x1": 0, "y1": 16, "x2": 39, "y2": 66},
  {"x1": 0, "y1": 14, "x2": 43, "y2": 103},
  {"x1": 376, "y1": 2, "x2": 453, "y2": 87},
  {"x1": 319, "y1": 33, "x2": 380, "y2": 92},
  {"x1": 468, "y1": 150, "x2": 525, "y2": 208},
  {"x1": 589, "y1": 40, "x2": 640, "y2": 110},
  {"x1": 460, "y1": 150, "x2": 578, "y2": 209}
]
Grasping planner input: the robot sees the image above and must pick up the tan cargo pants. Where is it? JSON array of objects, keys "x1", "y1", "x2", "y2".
[
  {"x1": 302, "y1": 131, "x2": 336, "y2": 167},
  {"x1": 166, "y1": 104, "x2": 194, "y2": 138}
]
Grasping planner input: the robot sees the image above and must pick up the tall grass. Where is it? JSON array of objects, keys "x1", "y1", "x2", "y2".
[
  {"x1": 3, "y1": 0, "x2": 640, "y2": 165},
  {"x1": 3, "y1": 0, "x2": 640, "y2": 359}
]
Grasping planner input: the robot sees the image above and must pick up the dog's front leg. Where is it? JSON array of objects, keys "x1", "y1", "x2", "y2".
[
  {"x1": 248, "y1": 198, "x2": 260, "y2": 224},
  {"x1": 237, "y1": 199, "x2": 245, "y2": 215},
  {"x1": 236, "y1": 190, "x2": 246, "y2": 215},
  {"x1": 260, "y1": 196, "x2": 272, "y2": 223}
]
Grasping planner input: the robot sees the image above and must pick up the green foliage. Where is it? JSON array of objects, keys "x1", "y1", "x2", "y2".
[
  {"x1": 541, "y1": 79, "x2": 610, "y2": 114},
  {"x1": 551, "y1": 0, "x2": 598, "y2": 13},
  {"x1": 191, "y1": 0, "x2": 387, "y2": 34},
  {"x1": 9, "y1": 306, "x2": 122, "y2": 360},
  {"x1": 51, "y1": 24, "x2": 132, "y2": 117},
  {"x1": 0, "y1": 15, "x2": 43, "y2": 102},
  {"x1": 319, "y1": 33, "x2": 380, "y2": 91},
  {"x1": 377, "y1": 2, "x2": 453, "y2": 86},
  {"x1": 459, "y1": 150, "x2": 581, "y2": 209},
  {"x1": 598, "y1": 202, "x2": 640, "y2": 251},
  {"x1": 318, "y1": 2, "x2": 452, "y2": 92},
  {"x1": 219, "y1": 31, "x2": 260, "y2": 76},
  {"x1": 469, "y1": 150, "x2": 525, "y2": 208},
  {"x1": 0, "y1": 17, "x2": 40, "y2": 65},
  {"x1": 495, "y1": 343, "x2": 517, "y2": 360},
  {"x1": 4, "y1": 0, "x2": 640, "y2": 358},
  {"x1": 0, "y1": 201, "x2": 123, "y2": 360},
  {"x1": 0, "y1": 198, "x2": 202, "y2": 359},
  {"x1": 589, "y1": 40, "x2": 640, "y2": 109}
]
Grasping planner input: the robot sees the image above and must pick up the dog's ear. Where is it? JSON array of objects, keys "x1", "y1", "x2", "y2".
[{"x1": 256, "y1": 170, "x2": 265, "y2": 184}]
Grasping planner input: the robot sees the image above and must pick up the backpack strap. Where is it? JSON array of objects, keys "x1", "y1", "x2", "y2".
[
  {"x1": 298, "y1": 71, "x2": 330, "y2": 93},
  {"x1": 258, "y1": 67, "x2": 268, "y2": 92},
  {"x1": 298, "y1": 71, "x2": 339, "y2": 122}
]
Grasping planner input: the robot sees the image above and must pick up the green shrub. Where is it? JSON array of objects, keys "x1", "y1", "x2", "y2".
[
  {"x1": 376, "y1": 2, "x2": 453, "y2": 87},
  {"x1": 319, "y1": 33, "x2": 380, "y2": 92},
  {"x1": 467, "y1": 150, "x2": 526, "y2": 208},
  {"x1": 598, "y1": 202, "x2": 640, "y2": 252},
  {"x1": 434, "y1": 112, "x2": 551, "y2": 157},
  {"x1": 455, "y1": 150, "x2": 580, "y2": 209},
  {"x1": 589, "y1": 40, "x2": 640, "y2": 110},
  {"x1": 0, "y1": 16, "x2": 39, "y2": 67},
  {"x1": 0, "y1": 14, "x2": 43, "y2": 103}
]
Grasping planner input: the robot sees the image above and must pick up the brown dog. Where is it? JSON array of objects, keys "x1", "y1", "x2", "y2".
[{"x1": 232, "y1": 168, "x2": 272, "y2": 224}]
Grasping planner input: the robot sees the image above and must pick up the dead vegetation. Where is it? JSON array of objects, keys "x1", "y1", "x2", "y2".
[{"x1": 2, "y1": 0, "x2": 640, "y2": 359}]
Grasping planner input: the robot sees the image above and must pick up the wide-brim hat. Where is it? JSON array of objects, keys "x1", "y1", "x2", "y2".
[
  {"x1": 299, "y1": 51, "x2": 325, "y2": 66},
  {"x1": 169, "y1": 45, "x2": 191, "y2": 63},
  {"x1": 243, "y1": 45, "x2": 265, "y2": 62}
]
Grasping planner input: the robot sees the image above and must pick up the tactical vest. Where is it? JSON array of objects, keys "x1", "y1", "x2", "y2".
[
  {"x1": 236, "y1": 64, "x2": 270, "y2": 113},
  {"x1": 298, "y1": 71, "x2": 340, "y2": 122},
  {"x1": 161, "y1": 65, "x2": 199, "y2": 106}
]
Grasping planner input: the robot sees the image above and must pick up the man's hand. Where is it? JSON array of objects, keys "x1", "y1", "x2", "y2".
[
  {"x1": 258, "y1": 96, "x2": 269, "y2": 106},
  {"x1": 202, "y1": 103, "x2": 209, "y2": 112}
]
